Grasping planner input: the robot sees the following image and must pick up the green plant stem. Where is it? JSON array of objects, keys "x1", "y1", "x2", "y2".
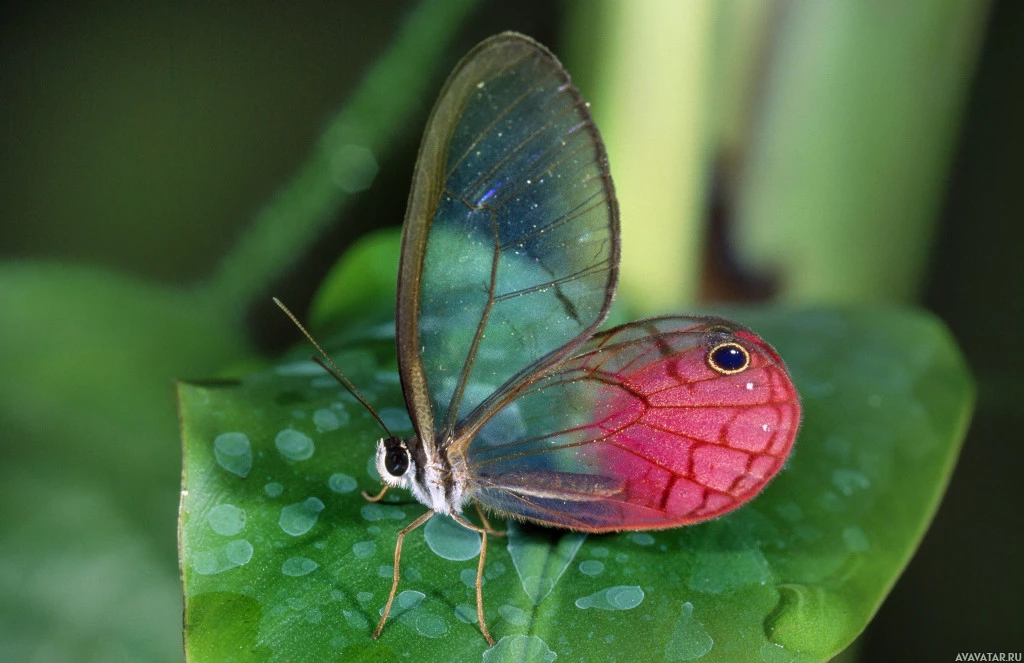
[
  {"x1": 733, "y1": 0, "x2": 989, "y2": 304},
  {"x1": 565, "y1": 0, "x2": 714, "y2": 313},
  {"x1": 200, "y1": 0, "x2": 478, "y2": 322}
]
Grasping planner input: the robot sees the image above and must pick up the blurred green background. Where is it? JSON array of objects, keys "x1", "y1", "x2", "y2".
[{"x1": 0, "y1": 0, "x2": 1019, "y2": 660}]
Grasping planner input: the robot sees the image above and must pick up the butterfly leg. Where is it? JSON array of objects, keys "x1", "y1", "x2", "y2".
[
  {"x1": 474, "y1": 501, "x2": 506, "y2": 537},
  {"x1": 373, "y1": 509, "x2": 434, "y2": 640},
  {"x1": 451, "y1": 514, "x2": 496, "y2": 647},
  {"x1": 362, "y1": 486, "x2": 389, "y2": 502}
]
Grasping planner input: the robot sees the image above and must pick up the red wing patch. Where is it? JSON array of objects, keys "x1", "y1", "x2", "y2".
[{"x1": 464, "y1": 317, "x2": 801, "y2": 532}]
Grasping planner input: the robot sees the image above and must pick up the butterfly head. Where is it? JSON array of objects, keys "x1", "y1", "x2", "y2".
[{"x1": 375, "y1": 436, "x2": 415, "y2": 489}]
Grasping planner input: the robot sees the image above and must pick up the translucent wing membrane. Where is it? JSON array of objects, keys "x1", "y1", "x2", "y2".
[
  {"x1": 460, "y1": 317, "x2": 801, "y2": 532},
  {"x1": 396, "y1": 34, "x2": 618, "y2": 447}
]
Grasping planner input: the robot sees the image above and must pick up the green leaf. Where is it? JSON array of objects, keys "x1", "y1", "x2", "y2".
[
  {"x1": 180, "y1": 289, "x2": 973, "y2": 661},
  {"x1": 310, "y1": 228, "x2": 402, "y2": 331}
]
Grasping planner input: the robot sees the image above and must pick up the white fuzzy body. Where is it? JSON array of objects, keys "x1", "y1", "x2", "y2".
[{"x1": 373, "y1": 438, "x2": 468, "y2": 516}]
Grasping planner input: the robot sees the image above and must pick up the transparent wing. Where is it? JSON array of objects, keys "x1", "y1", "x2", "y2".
[
  {"x1": 459, "y1": 317, "x2": 801, "y2": 532},
  {"x1": 396, "y1": 33, "x2": 618, "y2": 449}
]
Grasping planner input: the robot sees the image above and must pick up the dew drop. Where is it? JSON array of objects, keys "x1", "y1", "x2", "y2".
[
  {"x1": 275, "y1": 429, "x2": 315, "y2": 460},
  {"x1": 628, "y1": 532, "x2": 655, "y2": 546},
  {"x1": 207, "y1": 504, "x2": 246, "y2": 536},
  {"x1": 360, "y1": 503, "x2": 405, "y2": 522},
  {"x1": 394, "y1": 589, "x2": 424, "y2": 611},
  {"x1": 274, "y1": 360, "x2": 323, "y2": 376},
  {"x1": 378, "y1": 564, "x2": 394, "y2": 578},
  {"x1": 460, "y1": 568, "x2": 479, "y2": 588},
  {"x1": 328, "y1": 473, "x2": 357, "y2": 494},
  {"x1": 383, "y1": 590, "x2": 448, "y2": 638},
  {"x1": 357, "y1": 591, "x2": 373, "y2": 604},
  {"x1": 760, "y1": 641, "x2": 798, "y2": 663},
  {"x1": 352, "y1": 541, "x2": 376, "y2": 558},
  {"x1": 191, "y1": 539, "x2": 253, "y2": 575},
  {"x1": 498, "y1": 604, "x2": 529, "y2": 626},
  {"x1": 224, "y1": 539, "x2": 253, "y2": 566},
  {"x1": 313, "y1": 408, "x2": 345, "y2": 432},
  {"x1": 454, "y1": 603, "x2": 477, "y2": 623},
  {"x1": 343, "y1": 610, "x2": 368, "y2": 630},
  {"x1": 279, "y1": 497, "x2": 325, "y2": 536},
  {"x1": 574, "y1": 585, "x2": 644, "y2": 611},
  {"x1": 506, "y1": 521, "x2": 585, "y2": 605},
  {"x1": 832, "y1": 468, "x2": 871, "y2": 495},
  {"x1": 191, "y1": 550, "x2": 220, "y2": 575},
  {"x1": 579, "y1": 560, "x2": 604, "y2": 576},
  {"x1": 688, "y1": 544, "x2": 771, "y2": 594},
  {"x1": 412, "y1": 612, "x2": 448, "y2": 638},
  {"x1": 424, "y1": 514, "x2": 481, "y2": 561},
  {"x1": 264, "y1": 482, "x2": 284, "y2": 497},
  {"x1": 214, "y1": 432, "x2": 252, "y2": 478},
  {"x1": 842, "y1": 525, "x2": 870, "y2": 552},
  {"x1": 665, "y1": 602, "x2": 713, "y2": 661},
  {"x1": 281, "y1": 557, "x2": 318, "y2": 577},
  {"x1": 305, "y1": 608, "x2": 323, "y2": 623},
  {"x1": 482, "y1": 635, "x2": 557, "y2": 662}
]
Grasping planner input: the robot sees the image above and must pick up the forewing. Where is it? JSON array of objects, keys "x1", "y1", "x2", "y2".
[
  {"x1": 396, "y1": 33, "x2": 618, "y2": 447},
  {"x1": 461, "y1": 317, "x2": 801, "y2": 532}
]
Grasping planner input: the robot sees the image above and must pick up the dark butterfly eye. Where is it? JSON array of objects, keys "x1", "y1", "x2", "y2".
[
  {"x1": 707, "y1": 342, "x2": 750, "y2": 375},
  {"x1": 384, "y1": 441, "x2": 410, "y2": 477}
]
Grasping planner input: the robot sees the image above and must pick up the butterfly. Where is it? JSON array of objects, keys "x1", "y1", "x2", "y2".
[{"x1": 278, "y1": 31, "x2": 800, "y2": 647}]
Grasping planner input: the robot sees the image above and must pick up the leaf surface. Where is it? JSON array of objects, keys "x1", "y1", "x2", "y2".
[{"x1": 180, "y1": 238, "x2": 973, "y2": 661}]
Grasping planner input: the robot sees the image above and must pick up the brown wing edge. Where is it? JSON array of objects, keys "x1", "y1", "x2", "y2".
[
  {"x1": 436, "y1": 33, "x2": 621, "y2": 456},
  {"x1": 397, "y1": 33, "x2": 620, "y2": 453},
  {"x1": 396, "y1": 34, "x2": 545, "y2": 450}
]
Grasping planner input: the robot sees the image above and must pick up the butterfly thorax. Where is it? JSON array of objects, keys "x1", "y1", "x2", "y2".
[{"x1": 373, "y1": 434, "x2": 469, "y2": 516}]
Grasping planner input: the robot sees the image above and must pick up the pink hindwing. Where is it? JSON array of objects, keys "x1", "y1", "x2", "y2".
[{"x1": 459, "y1": 316, "x2": 800, "y2": 532}]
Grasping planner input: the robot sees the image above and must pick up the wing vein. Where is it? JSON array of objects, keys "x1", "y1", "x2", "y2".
[
  {"x1": 458, "y1": 96, "x2": 581, "y2": 204},
  {"x1": 440, "y1": 208, "x2": 502, "y2": 433},
  {"x1": 497, "y1": 189, "x2": 606, "y2": 251},
  {"x1": 444, "y1": 56, "x2": 547, "y2": 179},
  {"x1": 494, "y1": 258, "x2": 613, "y2": 302}
]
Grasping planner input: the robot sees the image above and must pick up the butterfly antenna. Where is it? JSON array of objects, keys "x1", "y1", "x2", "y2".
[{"x1": 272, "y1": 297, "x2": 395, "y2": 439}]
